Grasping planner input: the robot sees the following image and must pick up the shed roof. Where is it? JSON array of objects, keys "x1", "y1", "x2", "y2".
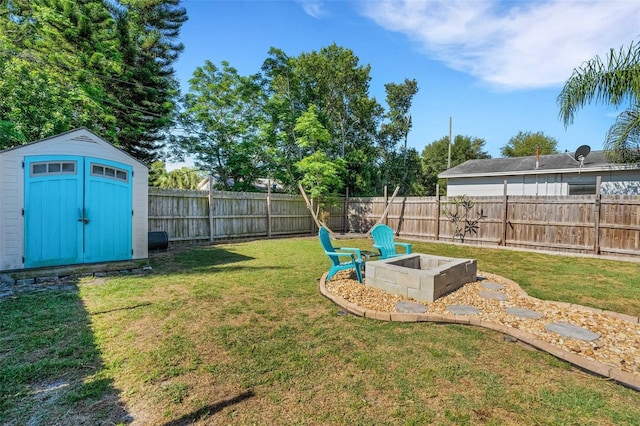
[
  {"x1": 439, "y1": 151, "x2": 640, "y2": 178},
  {"x1": 0, "y1": 127, "x2": 147, "y2": 167}
]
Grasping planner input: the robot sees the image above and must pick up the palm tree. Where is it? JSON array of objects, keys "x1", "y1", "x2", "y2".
[{"x1": 557, "y1": 42, "x2": 640, "y2": 163}]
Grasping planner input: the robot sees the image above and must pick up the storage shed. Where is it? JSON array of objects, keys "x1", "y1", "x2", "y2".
[{"x1": 0, "y1": 128, "x2": 148, "y2": 272}]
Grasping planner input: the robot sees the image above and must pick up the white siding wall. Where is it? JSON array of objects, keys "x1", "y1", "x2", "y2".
[
  {"x1": 600, "y1": 172, "x2": 640, "y2": 195},
  {"x1": 132, "y1": 166, "x2": 148, "y2": 260},
  {"x1": 0, "y1": 129, "x2": 148, "y2": 271},
  {"x1": 0, "y1": 153, "x2": 22, "y2": 270},
  {"x1": 446, "y1": 170, "x2": 640, "y2": 197},
  {"x1": 446, "y1": 175, "x2": 567, "y2": 197}
]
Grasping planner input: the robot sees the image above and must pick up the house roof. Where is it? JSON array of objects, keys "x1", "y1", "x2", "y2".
[
  {"x1": 197, "y1": 175, "x2": 284, "y2": 192},
  {"x1": 438, "y1": 150, "x2": 640, "y2": 178}
]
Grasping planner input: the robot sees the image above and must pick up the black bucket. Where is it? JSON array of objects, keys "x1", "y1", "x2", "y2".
[{"x1": 148, "y1": 231, "x2": 169, "y2": 252}]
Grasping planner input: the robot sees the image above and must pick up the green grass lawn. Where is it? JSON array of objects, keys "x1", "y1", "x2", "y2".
[{"x1": 1, "y1": 237, "x2": 639, "y2": 425}]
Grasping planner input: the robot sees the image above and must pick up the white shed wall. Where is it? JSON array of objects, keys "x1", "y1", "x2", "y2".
[
  {"x1": 0, "y1": 154, "x2": 22, "y2": 270},
  {"x1": 0, "y1": 129, "x2": 148, "y2": 271}
]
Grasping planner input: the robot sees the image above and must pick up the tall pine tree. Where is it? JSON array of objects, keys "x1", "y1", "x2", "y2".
[
  {"x1": 0, "y1": 0, "x2": 119, "y2": 143},
  {"x1": 107, "y1": 0, "x2": 187, "y2": 163},
  {"x1": 0, "y1": 0, "x2": 187, "y2": 163}
]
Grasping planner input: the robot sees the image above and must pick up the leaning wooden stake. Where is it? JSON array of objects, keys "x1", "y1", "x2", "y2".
[
  {"x1": 366, "y1": 185, "x2": 400, "y2": 236},
  {"x1": 297, "y1": 182, "x2": 335, "y2": 236}
]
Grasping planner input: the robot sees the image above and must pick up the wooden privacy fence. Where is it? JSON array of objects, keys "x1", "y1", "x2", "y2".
[
  {"x1": 148, "y1": 187, "x2": 640, "y2": 259},
  {"x1": 149, "y1": 187, "x2": 314, "y2": 242}
]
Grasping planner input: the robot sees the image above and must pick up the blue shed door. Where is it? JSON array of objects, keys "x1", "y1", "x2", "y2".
[
  {"x1": 24, "y1": 156, "x2": 132, "y2": 267},
  {"x1": 83, "y1": 158, "x2": 132, "y2": 263},
  {"x1": 24, "y1": 156, "x2": 84, "y2": 267}
]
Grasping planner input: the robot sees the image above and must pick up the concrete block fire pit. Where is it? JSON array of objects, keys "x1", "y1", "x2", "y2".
[{"x1": 365, "y1": 253, "x2": 477, "y2": 303}]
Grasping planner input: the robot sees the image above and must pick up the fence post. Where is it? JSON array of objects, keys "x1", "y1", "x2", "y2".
[
  {"x1": 310, "y1": 198, "x2": 315, "y2": 233},
  {"x1": 501, "y1": 179, "x2": 508, "y2": 246},
  {"x1": 435, "y1": 185, "x2": 441, "y2": 241},
  {"x1": 593, "y1": 175, "x2": 602, "y2": 254},
  {"x1": 383, "y1": 185, "x2": 388, "y2": 225},
  {"x1": 344, "y1": 187, "x2": 349, "y2": 233},
  {"x1": 208, "y1": 177, "x2": 214, "y2": 243},
  {"x1": 267, "y1": 179, "x2": 272, "y2": 238}
]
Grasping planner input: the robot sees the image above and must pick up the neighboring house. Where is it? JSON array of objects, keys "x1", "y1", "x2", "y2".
[
  {"x1": 0, "y1": 128, "x2": 149, "y2": 272},
  {"x1": 197, "y1": 176, "x2": 284, "y2": 192},
  {"x1": 439, "y1": 149, "x2": 640, "y2": 196}
]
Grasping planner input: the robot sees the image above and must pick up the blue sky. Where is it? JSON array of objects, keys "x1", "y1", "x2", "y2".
[{"x1": 173, "y1": 0, "x2": 640, "y2": 161}]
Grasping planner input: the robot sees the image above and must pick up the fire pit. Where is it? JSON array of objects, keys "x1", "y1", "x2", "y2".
[{"x1": 365, "y1": 253, "x2": 477, "y2": 302}]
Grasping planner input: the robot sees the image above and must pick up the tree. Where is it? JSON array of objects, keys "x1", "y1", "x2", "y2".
[
  {"x1": 162, "y1": 167, "x2": 204, "y2": 189},
  {"x1": 296, "y1": 151, "x2": 347, "y2": 222},
  {"x1": 108, "y1": 0, "x2": 187, "y2": 163},
  {"x1": 294, "y1": 104, "x2": 347, "y2": 219},
  {"x1": 261, "y1": 48, "x2": 305, "y2": 188},
  {"x1": 296, "y1": 151, "x2": 346, "y2": 199},
  {"x1": 173, "y1": 43, "x2": 419, "y2": 196},
  {"x1": 558, "y1": 42, "x2": 640, "y2": 163},
  {"x1": 148, "y1": 161, "x2": 169, "y2": 186},
  {"x1": 148, "y1": 161, "x2": 204, "y2": 189},
  {"x1": 294, "y1": 104, "x2": 331, "y2": 151},
  {"x1": 175, "y1": 60, "x2": 268, "y2": 191},
  {"x1": 379, "y1": 78, "x2": 419, "y2": 194},
  {"x1": 378, "y1": 148, "x2": 425, "y2": 195},
  {"x1": 0, "y1": 120, "x2": 25, "y2": 149},
  {"x1": 500, "y1": 131, "x2": 559, "y2": 157},
  {"x1": 0, "y1": 0, "x2": 119, "y2": 143},
  {"x1": 0, "y1": 0, "x2": 187, "y2": 163},
  {"x1": 422, "y1": 135, "x2": 490, "y2": 195},
  {"x1": 263, "y1": 44, "x2": 383, "y2": 196}
]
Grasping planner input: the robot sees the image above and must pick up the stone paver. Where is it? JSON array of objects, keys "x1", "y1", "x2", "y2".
[
  {"x1": 396, "y1": 300, "x2": 428, "y2": 313},
  {"x1": 479, "y1": 290, "x2": 507, "y2": 301},
  {"x1": 481, "y1": 281, "x2": 505, "y2": 290},
  {"x1": 447, "y1": 305, "x2": 480, "y2": 315},
  {"x1": 545, "y1": 322, "x2": 601, "y2": 342},
  {"x1": 505, "y1": 307, "x2": 544, "y2": 319}
]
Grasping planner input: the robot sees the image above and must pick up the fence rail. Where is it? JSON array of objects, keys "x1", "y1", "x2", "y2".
[{"x1": 148, "y1": 187, "x2": 640, "y2": 259}]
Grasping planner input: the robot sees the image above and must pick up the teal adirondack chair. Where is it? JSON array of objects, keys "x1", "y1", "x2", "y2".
[
  {"x1": 319, "y1": 227, "x2": 363, "y2": 283},
  {"x1": 371, "y1": 224, "x2": 412, "y2": 259}
]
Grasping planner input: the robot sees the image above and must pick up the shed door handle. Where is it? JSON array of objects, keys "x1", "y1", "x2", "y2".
[{"x1": 77, "y1": 208, "x2": 90, "y2": 224}]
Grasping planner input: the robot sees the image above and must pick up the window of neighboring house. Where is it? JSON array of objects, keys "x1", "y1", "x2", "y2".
[{"x1": 568, "y1": 183, "x2": 597, "y2": 195}]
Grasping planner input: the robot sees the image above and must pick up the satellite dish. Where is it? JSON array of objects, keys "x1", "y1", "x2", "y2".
[{"x1": 574, "y1": 145, "x2": 591, "y2": 162}]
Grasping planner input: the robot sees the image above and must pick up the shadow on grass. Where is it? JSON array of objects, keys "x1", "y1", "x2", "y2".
[
  {"x1": 149, "y1": 245, "x2": 290, "y2": 276},
  {"x1": 0, "y1": 285, "x2": 132, "y2": 424},
  {"x1": 161, "y1": 390, "x2": 255, "y2": 426},
  {"x1": 174, "y1": 245, "x2": 254, "y2": 265}
]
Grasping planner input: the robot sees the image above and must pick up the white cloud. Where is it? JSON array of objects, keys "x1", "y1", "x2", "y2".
[
  {"x1": 360, "y1": 0, "x2": 640, "y2": 90},
  {"x1": 297, "y1": 0, "x2": 328, "y2": 19}
]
